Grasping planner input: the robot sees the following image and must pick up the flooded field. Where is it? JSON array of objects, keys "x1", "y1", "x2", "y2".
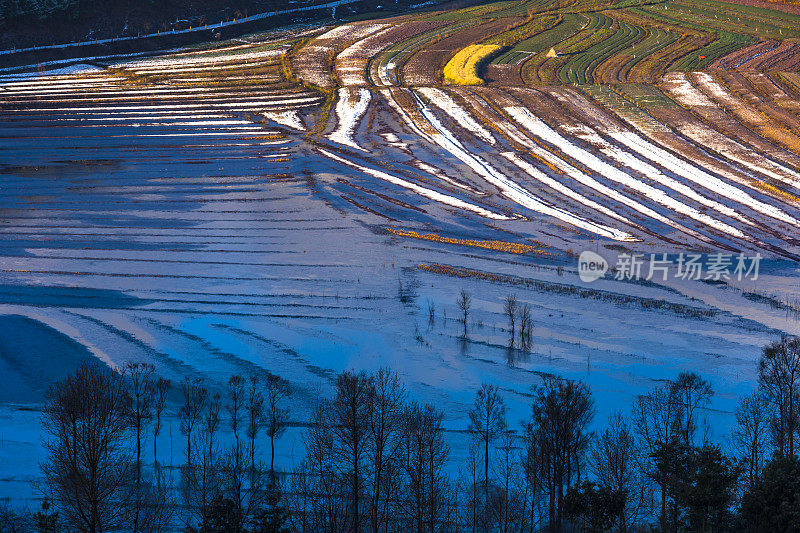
[{"x1": 2, "y1": 0, "x2": 800, "y2": 507}]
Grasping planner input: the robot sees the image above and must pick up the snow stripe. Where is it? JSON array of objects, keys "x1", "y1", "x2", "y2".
[
  {"x1": 506, "y1": 106, "x2": 747, "y2": 242},
  {"x1": 417, "y1": 87, "x2": 495, "y2": 145},
  {"x1": 383, "y1": 89, "x2": 634, "y2": 240},
  {"x1": 317, "y1": 148, "x2": 513, "y2": 220},
  {"x1": 328, "y1": 88, "x2": 371, "y2": 151}
]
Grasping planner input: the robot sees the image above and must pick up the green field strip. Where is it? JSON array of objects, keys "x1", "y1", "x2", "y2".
[
  {"x1": 638, "y1": 1, "x2": 800, "y2": 38},
  {"x1": 629, "y1": 6, "x2": 754, "y2": 68},
  {"x1": 623, "y1": 26, "x2": 681, "y2": 65},
  {"x1": 560, "y1": 18, "x2": 646, "y2": 84},
  {"x1": 678, "y1": 0, "x2": 800, "y2": 26},
  {"x1": 612, "y1": 0, "x2": 668, "y2": 9},
  {"x1": 519, "y1": 12, "x2": 611, "y2": 81},
  {"x1": 493, "y1": 12, "x2": 586, "y2": 63},
  {"x1": 670, "y1": 29, "x2": 753, "y2": 69},
  {"x1": 612, "y1": 26, "x2": 681, "y2": 79},
  {"x1": 485, "y1": 14, "x2": 562, "y2": 51}
]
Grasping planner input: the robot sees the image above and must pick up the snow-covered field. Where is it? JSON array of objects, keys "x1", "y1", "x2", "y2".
[{"x1": 2, "y1": 19, "x2": 800, "y2": 508}]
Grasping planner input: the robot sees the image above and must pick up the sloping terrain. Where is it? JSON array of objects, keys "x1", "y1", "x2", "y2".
[{"x1": 2, "y1": 0, "x2": 800, "y2": 503}]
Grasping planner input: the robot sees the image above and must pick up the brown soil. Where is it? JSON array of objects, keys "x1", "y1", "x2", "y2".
[
  {"x1": 401, "y1": 18, "x2": 514, "y2": 86},
  {"x1": 712, "y1": 39, "x2": 800, "y2": 71},
  {"x1": 485, "y1": 63, "x2": 526, "y2": 86},
  {"x1": 716, "y1": 0, "x2": 800, "y2": 16},
  {"x1": 718, "y1": 71, "x2": 800, "y2": 143}
]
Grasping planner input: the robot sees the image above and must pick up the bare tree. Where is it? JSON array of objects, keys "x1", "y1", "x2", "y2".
[
  {"x1": 670, "y1": 371, "x2": 713, "y2": 445},
  {"x1": 183, "y1": 393, "x2": 221, "y2": 529},
  {"x1": 366, "y1": 368, "x2": 406, "y2": 533},
  {"x1": 330, "y1": 371, "x2": 375, "y2": 532},
  {"x1": 245, "y1": 375, "x2": 265, "y2": 473},
  {"x1": 759, "y1": 335, "x2": 800, "y2": 457},
  {"x1": 525, "y1": 376, "x2": 594, "y2": 531},
  {"x1": 122, "y1": 362, "x2": 156, "y2": 533},
  {"x1": 519, "y1": 305, "x2": 533, "y2": 350},
  {"x1": 304, "y1": 408, "x2": 349, "y2": 533},
  {"x1": 41, "y1": 362, "x2": 133, "y2": 533},
  {"x1": 520, "y1": 428, "x2": 545, "y2": 533},
  {"x1": 504, "y1": 294, "x2": 518, "y2": 343},
  {"x1": 462, "y1": 439, "x2": 482, "y2": 533},
  {"x1": 733, "y1": 391, "x2": 771, "y2": 490},
  {"x1": 265, "y1": 374, "x2": 291, "y2": 478},
  {"x1": 468, "y1": 383, "x2": 507, "y2": 496},
  {"x1": 493, "y1": 430, "x2": 520, "y2": 533},
  {"x1": 399, "y1": 401, "x2": 453, "y2": 533},
  {"x1": 285, "y1": 459, "x2": 314, "y2": 533},
  {"x1": 305, "y1": 382, "x2": 369, "y2": 533},
  {"x1": 205, "y1": 393, "x2": 222, "y2": 470},
  {"x1": 179, "y1": 376, "x2": 207, "y2": 465},
  {"x1": 123, "y1": 362, "x2": 155, "y2": 476},
  {"x1": 590, "y1": 411, "x2": 649, "y2": 532},
  {"x1": 216, "y1": 445, "x2": 270, "y2": 531},
  {"x1": 427, "y1": 299, "x2": 436, "y2": 326},
  {"x1": 632, "y1": 383, "x2": 680, "y2": 530},
  {"x1": 227, "y1": 375, "x2": 246, "y2": 466},
  {"x1": 133, "y1": 467, "x2": 176, "y2": 533},
  {"x1": 0, "y1": 499, "x2": 30, "y2": 533},
  {"x1": 458, "y1": 290, "x2": 472, "y2": 337},
  {"x1": 152, "y1": 377, "x2": 170, "y2": 464}
]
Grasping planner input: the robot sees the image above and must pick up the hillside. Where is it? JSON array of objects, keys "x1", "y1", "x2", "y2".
[
  {"x1": 0, "y1": 0, "x2": 375, "y2": 48},
  {"x1": 2, "y1": 0, "x2": 800, "y2": 520}
]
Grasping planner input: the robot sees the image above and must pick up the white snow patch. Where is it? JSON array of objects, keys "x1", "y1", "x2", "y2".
[
  {"x1": 507, "y1": 106, "x2": 743, "y2": 241},
  {"x1": 662, "y1": 72, "x2": 715, "y2": 108},
  {"x1": 328, "y1": 88, "x2": 371, "y2": 151},
  {"x1": 0, "y1": 63, "x2": 102, "y2": 82},
  {"x1": 694, "y1": 72, "x2": 763, "y2": 124},
  {"x1": 609, "y1": 129, "x2": 800, "y2": 228},
  {"x1": 335, "y1": 26, "x2": 394, "y2": 86},
  {"x1": 503, "y1": 152, "x2": 638, "y2": 230},
  {"x1": 264, "y1": 110, "x2": 306, "y2": 130},
  {"x1": 383, "y1": 89, "x2": 634, "y2": 240},
  {"x1": 318, "y1": 148, "x2": 512, "y2": 220},
  {"x1": 378, "y1": 62, "x2": 396, "y2": 86},
  {"x1": 417, "y1": 87, "x2": 495, "y2": 145},
  {"x1": 562, "y1": 124, "x2": 750, "y2": 233},
  {"x1": 414, "y1": 161, "x2": 480, "y2": 193},
  {"x1": 114, "y1": 48, "x2": 285, "y2": 70},
  {"x1": 678, "y1": 121, "x2": 800, "y2": 190}
]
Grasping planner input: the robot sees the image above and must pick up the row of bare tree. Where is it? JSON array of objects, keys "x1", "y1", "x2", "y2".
[
  {"x1": 453, "y1": 292, "x2": 533, "y2": 348},
  {"x1": 3, "y1": 335, "x2": 800, "y2": 532},
  {"x1": 29, "y1": 361, "x2": 292, "y2": 533}
]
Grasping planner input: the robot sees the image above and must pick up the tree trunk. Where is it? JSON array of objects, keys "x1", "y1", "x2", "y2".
[
  {"x1": 270, "y1": 434, "x2": 276, "y2": 478},
  {"x1": 484, "y1": 437, "x2": 489, "y2": 492},
  {"x1": 353, "y1": 458, "x2": 360, "y2": 533},
  {"x1": 251, "y1": 435, "x2": 256, "y2": 473},
  {"x1": 791, "y1": 392, "x2": 795, "y2": 458}
]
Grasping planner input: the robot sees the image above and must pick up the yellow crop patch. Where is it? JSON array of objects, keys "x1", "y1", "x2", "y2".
[{"x1": 443, "y1": 44, "x2": 503, "y2": 85}]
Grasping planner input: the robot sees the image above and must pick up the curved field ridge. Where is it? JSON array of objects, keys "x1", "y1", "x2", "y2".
[
  {"x1": 711, "y1": 39, "x2": 800, "y2": 71},
  {"x1": 1, "y1": 6, "x2": 800, "y2": 283},
  {"x1": 7, "y1": 2, "x2": 800, "y2": 493}
]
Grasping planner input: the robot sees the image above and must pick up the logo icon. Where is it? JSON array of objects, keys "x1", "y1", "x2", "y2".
[{"x1": 578, "y1": 251, "x2": 608, "y2": 283}]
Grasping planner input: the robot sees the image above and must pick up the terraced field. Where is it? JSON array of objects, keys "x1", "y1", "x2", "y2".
[{"x1": 2, "y1": 0, "x2": 800, "y2": 503}]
